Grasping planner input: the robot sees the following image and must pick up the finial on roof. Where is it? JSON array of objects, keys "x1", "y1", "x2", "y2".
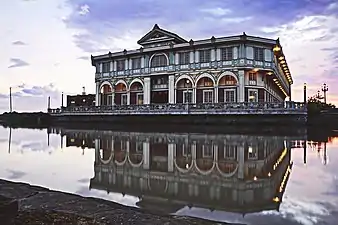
[
  {"x1": 276, "y1": 37, "x2": 280, "y2": 44},
  {"x1": 139, "y1": 47, "x2": 143, "y2": 53},
  {"x1": 108, "y1": 51, "x2": 112, "y2": 57},
  {"x1": 153, "y1": 24, "x2": 160, "y2": 29},
  {"x1": 123, "y1": 49, "x2": 127, "y2": 55},
  {"x1": 243, "y1": 32, "x2": 247, "y2": 36},
  {"x1": 211, "y1": 36, "x2": 216, "y2": 43},
  {"x1": 189, "y1": 39, "x2": 194, "y2": 46}
]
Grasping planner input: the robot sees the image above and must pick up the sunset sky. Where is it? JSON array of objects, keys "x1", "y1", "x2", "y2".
[{"x1": 1, "y1": 0, "x2": 337, "y2": 112}]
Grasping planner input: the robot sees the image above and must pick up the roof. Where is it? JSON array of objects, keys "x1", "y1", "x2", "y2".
[{"x1": 137, "y1": 24, "x2": 188, "y2": 46}]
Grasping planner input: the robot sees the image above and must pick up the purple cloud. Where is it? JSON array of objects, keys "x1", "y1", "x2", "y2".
[
  {"x1": 77, "y1": 56, "x2": 90, "y2": 60},
  {"x1": 64, "y1": 0, "x2": 337, "y2": 52},
  {"x1": 8, "y1": 58, "x2": 29, "y2": 68},
  {"x1": 12, "y1": 40, "x2": 27, "y2": 45}
]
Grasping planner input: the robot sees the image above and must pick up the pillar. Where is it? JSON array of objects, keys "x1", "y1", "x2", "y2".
[
  {"x1": 238, "y1": 70, "x2": 245, "y2": 102},
  {"x1": 168, "y1": 143, "x2": 174, "y2": 172},
  {"x1": 143, "y1": 142, "x2": 150, "y2": 170},
  {"x1": 127, "y1": 90, "x2": 130, "y2": 105},
  {"x1": 175, "y1": 53, "x2": 179, "y2": 65},
  {"x1": 214, "y1": 86, "x2": 218, "y2": 103},
  {"x1": 95, "y1": 82, "x2": 100, "y2": 106},
  {"x1": 211, "y1": 49, "x2": 215, "y2": 61},
  {"x1": 95, "y1": 139, "x2": 100, "y2": 163},
  {"x1": 144, "y1": 77, "x2": 151, "y2": 104},
  {"x1": 237, "y1": 146, "x2": 245, "y2": 179},
  {"x1": 168, "y1": 75, "x2": 175, "y2": 103},
  {"x1": 193, "y1": 88, "x2": 196, "y2": 103}
]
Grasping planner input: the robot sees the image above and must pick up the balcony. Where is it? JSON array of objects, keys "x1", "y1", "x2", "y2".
[{"x1": 152, "y1": 84, "x2": 168, "y2": 89}]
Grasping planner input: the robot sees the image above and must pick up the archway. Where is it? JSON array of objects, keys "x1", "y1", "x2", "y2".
[
  {"x1": 196, "y1": 76, "x2": 215, "y2": 104},
  {"x1": 174, "y1": 143, "x2": 193, "y2": 173},
  {"x1": 114, "y1": 81, "x2": 128, "y2": 105},
  {"x1": 176, "y1": 78, "x2": 193, "y2": 103},
  {"x1": 113, "y1": 138, "x2": 127, "y2": 165},
  {"x1": 129, "y1": 80, "x2": 144, "y2": 105},
  {"x1": 99, "y1": 137, "x2": 113, "y2": 164},
  {"x1": 100, "y1": 83, "x2": 112, "y2": 106},
  {"x1": 128, "y1": 141, "x2": 143, "y2": 167},
  {"x1": 218, "y1": 75, "x2": 238, "y2": 103},
  {"x1": 195, "y1": 143, "x2": 215, "y2": 175}
]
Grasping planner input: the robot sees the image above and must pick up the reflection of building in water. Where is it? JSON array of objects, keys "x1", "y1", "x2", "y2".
[
  {"x1": 65, "y1": 131, "x2": 95, "y2": 149},
  {"x1": 90, "y1": 132, "x2": 292, "y2": 214}
]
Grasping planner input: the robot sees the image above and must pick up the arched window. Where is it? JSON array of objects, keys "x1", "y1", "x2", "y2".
[{"x1": 151, "y1": 54, "x2": 167, "y2": 67}]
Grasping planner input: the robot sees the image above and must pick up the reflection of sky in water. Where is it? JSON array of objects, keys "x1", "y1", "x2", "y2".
[{"x1": 0, "y1": 126, "x2": 337, "y2": 225}]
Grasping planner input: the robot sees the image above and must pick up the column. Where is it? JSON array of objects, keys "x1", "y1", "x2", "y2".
[
  {"x1": 175, "y1": 53, "x2": 179, "y2": 65},
  {"x1": 194, "y1": 50, "x2": 199, "y2": 63},
  {"x1": 168, "y1": 143, "x2": 174, "y2": 172},
  {"x1": 214, "y1": 86, "x2": 218, "y2": 103},
  {"x1": 237, "y1": 146, "x2": 244, "y2": 179},
  {"x1": 95, "y1": 139, "x2": 100, "y2": 163},
  {"x1": 168, "y1": 75, "x2": 175, "y2": 103},
  {"x1": 99, "y1": 63, "x2": 103, "y2": 73},
  {"x1": 128, "y1": 58, "x2": 132, "y2": 70},
  {"x1": 125, "y1": 59, "x2": 128, "y2": 70},
  {"x1": 95, "y1": 82, "x2": 100, "y2": 106},
  {"x1": 110, "y1": 61, "x2": 113, "y2": 72},
  {"x1": 141, "y1": 55, "x2": 146, "y2": 68},
  {"x1": 113, "y1": 61, "x2": 117, "y2": 71},
  {"x1": 143, "y1": 77, "x2": 151, "y2": 104},
  {"x1": 127, "y1": 90, "x2": 130, "y2": 105},
  {"x1": 211, "y1": 49, "x2": 215, "y2": 61},
  {"x1": 193, "y1": 88, "x2": 196, "y2": 103},
  {"x1": 189, "y1": 51, "x2": 194, "y2": 63},
  {"x1": 238, "y1": 70, "x2": 245, "y2": 102},
  {"x1": 111, "y1": 89, "x2": 115, "y2": 106},
  {"x1": 143, "y1": 142, "x2": 150, "y2": 170},
  {"x1": 216, "y1": 48, "x2": 221, "y2": 61}
]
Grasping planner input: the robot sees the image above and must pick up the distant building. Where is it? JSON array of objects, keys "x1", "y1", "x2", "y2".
[
  {"x1": 66, "y1": 87, "x2": 96, "y2": 107},
  {"x1": 92, "y1": 24, "x2": 293, "y2": 106}
]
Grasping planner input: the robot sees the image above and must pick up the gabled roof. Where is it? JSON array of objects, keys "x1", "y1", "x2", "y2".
[{"x1": 137, "y1": 24, "x2": 188, "y2": 46}]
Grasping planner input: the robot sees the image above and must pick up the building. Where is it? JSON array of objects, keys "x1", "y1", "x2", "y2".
[
  {"x1": 66, "y1": 87, "x2": 96, "y2": 107},
  {"x1": 92, "y1": 24, "x2": 293, "y2": 107},
  {"x1": 89, "y1": 131, "x2": 292, "y2": 214}
]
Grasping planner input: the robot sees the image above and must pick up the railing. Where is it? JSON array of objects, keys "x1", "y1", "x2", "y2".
[{"x1": 48, "y1": 102, "x2": 307, "y2": 115}]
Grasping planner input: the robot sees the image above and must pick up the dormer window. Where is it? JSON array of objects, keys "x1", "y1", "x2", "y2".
[{"x1": 150, "y1": 54, "x2": 167, "y2": 67}]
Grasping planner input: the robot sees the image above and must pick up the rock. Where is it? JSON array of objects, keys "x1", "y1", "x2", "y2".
[{"x1": 0, "y1": 195, "x2": 19, "y2": 225}]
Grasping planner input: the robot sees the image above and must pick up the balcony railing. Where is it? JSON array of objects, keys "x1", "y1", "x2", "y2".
[{"x1": 48, "y1": 102, "x2": 307, "y2": 115}]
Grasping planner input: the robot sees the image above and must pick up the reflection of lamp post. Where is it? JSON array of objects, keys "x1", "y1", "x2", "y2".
[{"x1": 321, "y1": 83, "x2": 328, "y2": 104}]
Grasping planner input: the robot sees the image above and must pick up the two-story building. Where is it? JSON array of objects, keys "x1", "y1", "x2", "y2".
[{"x1": 92, "y1": 24, "x2": 293, "y2": 107}]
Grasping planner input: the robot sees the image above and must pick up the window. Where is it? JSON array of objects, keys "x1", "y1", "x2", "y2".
[
  {"x1": 136, "y1": 142, "x2": 143, "y2": 153},
  {"x1": 199, "y1": 50, "x2": 211, "y2": 63},
  {"x1": 249, "y1": 72, "x2": 257, "y2": 85},
  {"x1": 224, "y1": 145, "x2": 237, "y2": 159},
  {"x1": 203, "y1": 90, "x2": 213, "y2": 103},
  {"x1": 121, "y1": 140, "x2": 127, "y2": 151},
  {"x1": 182, "y1": 144, "x2": 192, "y2": 156},
  {"x1": 136, "y1": 93, "x2": 143, "y2": 105},
  {"x1": 254, "y1": 48, "x2": 264, "y2": 61},
  {"x1": 179, "y1": 52, "x2": 190, "y2": 64},
  {"x1": 102, "y1": 62, "x2": 110, "y2": 73},
  {"x1": 202, "y1": 145, "x2": 213, "y2": 158},
  {"x1": 121, "y1": 94, "x2": 128, "y2": 105},
  {"x1": 151, "y1": 54, "x2": 167, "y2": 67},
  {"x1": 248, "y1": 90, "x2": 258, "y2": 102},
  {"x1": 183, "y1": 90, "x2": 192, "y2": 103},
  {"x1": 117, "y1": 60, "x2": 125, "y2": 71},
  {"x1": 221, "y1": 47, "x2": 233, "y2": 61},
  {"x1": 248, "y1": 146, "x2": 258, "y2": 159},
  {"x1": 225, "y1": 90, "x2": 236, "y2": 102},
  {"x1": 132, "y1": 57, "x2": 141, "y2": 69}
]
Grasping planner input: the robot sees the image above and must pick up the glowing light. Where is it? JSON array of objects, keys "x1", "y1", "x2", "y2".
[
  {"x1": 268, "y1": 172, "x2": 271, "y2": 177},
  {"x1": 273, "y1": 197, "x2": 280, "y2": 202},
  {"x1": 278, "y1": 56, "x2": 284, "y2": 60},
  {"x1": 280, "y1": 60, "x2": 286, "y2": 64},
  {"x1": 253, "y1": 176, "x2": 257, "y2": 181},
  {"x1": 253, "y1": 68, "x2": 259, "y2": 72},
  {"x1": 185, "y1": 163, "x2": 189, "y2": 169},
  {"x1": 267, "y1": 72, "x2": 273, "y2": 75},
  {"x1": 273, "y1": 45, "x2": 281, "y2": 52}
]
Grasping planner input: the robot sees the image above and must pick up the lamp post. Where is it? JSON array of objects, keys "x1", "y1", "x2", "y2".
[
  {"x1": 185, "y1": 79, "x2": 190, "y2": 111},
  {"x1": 303, "y1": 83, "x2": 307, "y2": 105},
  {"x1": 315, "y1": 90, "x2": 321, "y2": 101},
  {"x1": 321, "y1": 83, "x2": 328, "y2": 104},
  {"x1": 61, "y1": 92, "x2": 64, "y2": 108}
]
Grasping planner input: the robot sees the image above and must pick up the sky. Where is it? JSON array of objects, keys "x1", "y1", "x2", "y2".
[{"x1": 0, "y1": 0, "x2": 337, "y2": 112}]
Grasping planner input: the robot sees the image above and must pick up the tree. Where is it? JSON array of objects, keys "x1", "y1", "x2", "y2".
[{"x1": 307, "y1": 95, "x2": 336, "y2": 115}]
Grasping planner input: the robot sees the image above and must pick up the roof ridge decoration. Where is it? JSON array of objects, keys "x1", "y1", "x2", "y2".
[{"x1": 137, "y1": 24, "x2": 188, "y2": 46}]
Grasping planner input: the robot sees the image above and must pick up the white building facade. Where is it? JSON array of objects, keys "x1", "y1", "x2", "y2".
[{"x1": 92, "y1": 24, "x2": 293, "y2": 107}]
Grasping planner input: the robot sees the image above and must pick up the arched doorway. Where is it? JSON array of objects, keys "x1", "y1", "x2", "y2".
[
  {"x1": 130, "y1": 81, "x2": 144, "y2": 105},
  {"x1": 176, "y1": 78, "x2": 193, "y2": 103},
  {"x1": 196, "y1": 76, "x2": 214, "y2": 104},
  {"x1": 218, "y1": 75, "x2": 238, "y2": 103},
  {"x1": 114, "y1": 82, "x2": 128, "y2": 105},
  {"x1": 195, "y1": 142, "x2": 214, "y2": 174},
  {"x1": 100, "y1": 84, "x2": 112, "y2": 106}
]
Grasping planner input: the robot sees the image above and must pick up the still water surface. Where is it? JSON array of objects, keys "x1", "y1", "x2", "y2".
[{"x1": 0, "y1": 126, "x2": 337, "y2": 225}]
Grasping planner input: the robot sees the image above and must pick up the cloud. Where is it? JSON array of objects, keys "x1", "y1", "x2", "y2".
[
  {"x1": 6, "y1": 169, "x2": 26, "y2": 179},
  {"x1": 200, "y1": 7, "x2": 231, "y2": 16},
  {"x1": 0, "y1": 83, "x2": 62, "y2": 113},
  {"x1": 12, "y1": 40, "x2": 27, "y2": 45},
  {"x1": 79, "y1": 4, "x2": 90, "y2": 15},
  {"x1": 8, "y1": 58, "x2": 29, "y2": 68},
  {"x1": 77, "y1": 56, "x2": 90, "y2": 60}
]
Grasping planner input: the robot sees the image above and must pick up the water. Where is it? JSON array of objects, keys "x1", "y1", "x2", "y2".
[{"x1": 0, "y1": 126, "x2": 337, "y2": 225}]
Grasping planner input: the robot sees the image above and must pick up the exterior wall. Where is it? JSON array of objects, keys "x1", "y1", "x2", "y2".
[{"x1": 93, "y1": 34, "x2": 292, "y2": 106}]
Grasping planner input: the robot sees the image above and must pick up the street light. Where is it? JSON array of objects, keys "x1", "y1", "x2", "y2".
[
  {"x1": 303, "y1": 83, "x2": 307, "y2": 104},
  {"x1": 322, "y1": 83, "x2": 328, "y2": 103},
  {"x1": 185, "y1": 79, "x2": 190, "y2": 112}
]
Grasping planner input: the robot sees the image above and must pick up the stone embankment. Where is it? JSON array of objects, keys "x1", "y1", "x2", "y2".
[{"x1": 0, "y1": 179, "x2": 242, "y2": 225}]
